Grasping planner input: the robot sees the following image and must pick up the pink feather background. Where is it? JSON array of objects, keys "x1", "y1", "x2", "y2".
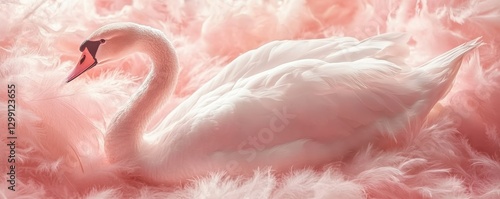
[{"x1": 1, "y1": 0, "x2": 500, "y2": 198}]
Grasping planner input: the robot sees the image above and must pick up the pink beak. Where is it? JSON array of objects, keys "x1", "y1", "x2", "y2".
[{"x1": 66, "y1": 47, "x2": 98, "y2": 83}]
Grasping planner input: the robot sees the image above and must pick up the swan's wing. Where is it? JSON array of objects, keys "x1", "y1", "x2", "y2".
[
  {"x1": 159, "y1": 33, "x2": 409, "y2": 127},
  {"x1": 209, "y1": 32, "x2": 409, "y2": 89},
  {"x1": 149, "y1": 56, "x2": 422, "y2": 178},
  {"x1": 141, "y1": 33, "x2": 413, "y2": 179}
]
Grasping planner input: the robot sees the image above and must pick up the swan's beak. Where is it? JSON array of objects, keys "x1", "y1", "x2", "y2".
[{"x1": 66, "y1": 47, "x2": 98, "y2": 83}]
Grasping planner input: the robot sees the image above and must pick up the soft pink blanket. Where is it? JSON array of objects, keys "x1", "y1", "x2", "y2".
[{"x1": 1, "y1": 0, "x2": 499, "y2": 198}]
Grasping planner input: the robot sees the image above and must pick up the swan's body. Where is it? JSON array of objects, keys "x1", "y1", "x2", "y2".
[{"x1": 67, "y1": 22, "x2": 481, "y2": 184}]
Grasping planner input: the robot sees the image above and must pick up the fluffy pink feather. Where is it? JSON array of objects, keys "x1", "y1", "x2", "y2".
[{"x1": 1, "y1": 0, "x2": 499, "y2": 198}]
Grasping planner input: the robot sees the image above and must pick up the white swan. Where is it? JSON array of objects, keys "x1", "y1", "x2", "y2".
[{"x1": 66, "y1": 22, "x2": 481, "y2": 184}]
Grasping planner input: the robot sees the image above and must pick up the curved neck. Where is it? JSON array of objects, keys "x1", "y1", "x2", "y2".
[{"x1": 105, "y1": 30, "x2": 179, "y2": 164}]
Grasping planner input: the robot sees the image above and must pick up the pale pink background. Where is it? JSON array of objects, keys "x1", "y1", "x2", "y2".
[{"x1": 0, "y1": 0, "x2": 499, "y2": 198}]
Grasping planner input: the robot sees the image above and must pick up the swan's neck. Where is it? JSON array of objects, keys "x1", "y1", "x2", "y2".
[{"x1": 105, "y1": 32, "x2": 178, "y2": 164}]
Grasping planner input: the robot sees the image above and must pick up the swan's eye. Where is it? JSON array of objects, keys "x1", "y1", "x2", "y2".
[
  {"x1": 80, "y1": 54, "x2": 86, "y2": 64},
  {"x1": 100, "y1": 39, "x2": 106, "y2": 44}
]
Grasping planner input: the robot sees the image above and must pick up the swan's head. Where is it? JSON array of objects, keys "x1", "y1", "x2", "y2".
[{"x1": 66, "y1": 22, "x2": 144, "y2": 82}]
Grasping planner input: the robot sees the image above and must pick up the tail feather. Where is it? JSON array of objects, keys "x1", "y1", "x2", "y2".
[
  {"x1": 420, "y1": 37, "x2": 483, "y2": 74},
  {"x1": 418, "y1": 37, "x2": 483, "y2": 99},
  {"x1": 405, "y1": 37, "x2": 483, "y2": 121}
]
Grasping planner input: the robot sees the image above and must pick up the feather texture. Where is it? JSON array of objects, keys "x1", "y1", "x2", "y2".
[{"x1": 1, "y1": 0, "x2": 499, "y2": 198}]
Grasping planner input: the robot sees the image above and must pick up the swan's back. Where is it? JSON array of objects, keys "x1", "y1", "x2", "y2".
[
  {"x1": 140, "y1": 33, "x2": 480, "y2": 183},
  {"x1": 160, "y1": 33, "x2": 410, "y2": 125}
]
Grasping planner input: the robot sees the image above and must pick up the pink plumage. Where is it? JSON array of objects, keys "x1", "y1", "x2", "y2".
[{"x1": 1, "y1": 1, "x2": 499, "y2": 199}]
